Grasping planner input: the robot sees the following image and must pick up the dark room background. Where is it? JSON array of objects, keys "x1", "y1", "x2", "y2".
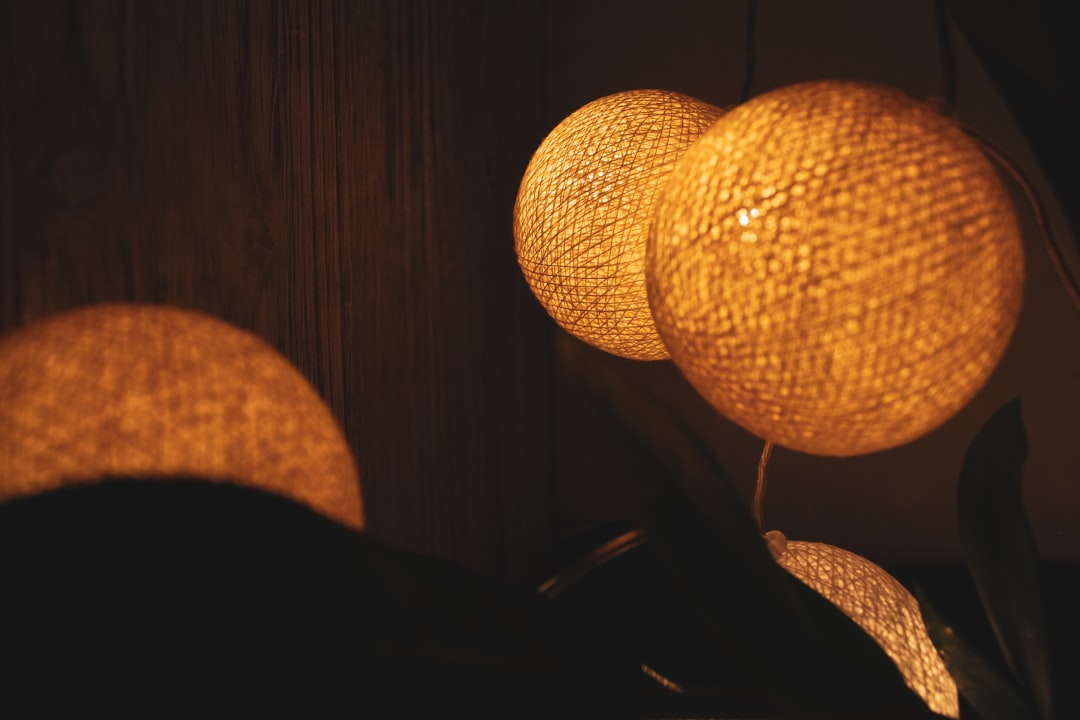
[{"x1": 2, "y1": 0, "x2": 1077, "y2": 588}]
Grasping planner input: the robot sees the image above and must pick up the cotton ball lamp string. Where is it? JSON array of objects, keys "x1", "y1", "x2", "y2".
[
  {"x1": 514, "y1": 89, "x2": 725, "y2": 360},
  {"x1": 0, "y1": 304, "x2": 364, "y2": 530},
  {"x1": 766, "y1": 530, "x2": 960, "y2": 719},
  {"x1": 647, "y1": 79, "x2": 1025, "y2": 456},
  {"x1": 753, "y1": 444, "x2": 958, "y2": 718}
]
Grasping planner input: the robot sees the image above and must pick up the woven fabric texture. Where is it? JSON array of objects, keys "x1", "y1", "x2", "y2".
[
  {"x1": 777, "y1": 539, "x2": 959, "y2": 718},
  {"x1": 0, "y1": 304, "x2": 364, "y2": 529},
  {"x1": 515, "y1": 89, "x2": 725, "y2": 360},
  {"x1": 648, "y1": 80, "x2": 1024, "y2": 456}
]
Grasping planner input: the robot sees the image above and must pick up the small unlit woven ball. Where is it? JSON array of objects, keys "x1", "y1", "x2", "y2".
[
  {"x1": 515, "y1": 89, "x2": 725, "y2": 360},
  {"x1": 773, "y1": 536, "x2": 959, "y2": 718},
  {"x1": 0, "y1": 304, "x2": 364, "y2": 529},
  {"x1": 648, "y1": 80, "x2": 1024, "y2": 455}
]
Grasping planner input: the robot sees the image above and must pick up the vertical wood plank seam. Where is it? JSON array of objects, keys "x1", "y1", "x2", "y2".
[
  {"x1": 306, "y1": 0, "x2": 327, "y2": 406},
  {"x1": 0, "y1": 0, "x2": 19, "y2": 328}
]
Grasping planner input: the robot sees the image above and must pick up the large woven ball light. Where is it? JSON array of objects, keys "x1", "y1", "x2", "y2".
[
  {"x1": 648, "y1": 80, "x2": 1024, "y2": 455},
  {"x1": 514, "y1": 89, "x2": 725, "y2": 360},
  {"x1": 769, "y1": 532, "x2": 959, "y2": 718},
  {"x1": 0, "y1": 304, "x2": 364, "y2": 530}
]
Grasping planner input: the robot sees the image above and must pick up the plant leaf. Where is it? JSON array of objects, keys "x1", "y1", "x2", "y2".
[
  {"x1": 957, "y1": 398, "x2": 1052, "y2": 719},
  {"x1": 947, "y1": 0, "x2": 1080, "y2": 265},
  {"x1": 555, "y1": 337, "x2": 936, "y2": 717},
  {"x1": 917, "y1": 584, "x2": 1036, "y2": 720}
]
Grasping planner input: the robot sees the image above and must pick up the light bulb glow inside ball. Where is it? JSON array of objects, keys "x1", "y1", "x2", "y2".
[
  {"x1": 770, "y1": 533, "x2": 959, "y2": 718},
  {"x1": 647, "y1": 80, "x2": 1025, "y2": 456},
  {"x1": 514, "y1": 89, "x2": 725, "y2": 360},
  {"x1": 0, "y1": 304, "x2": 364, "y2": 529}
]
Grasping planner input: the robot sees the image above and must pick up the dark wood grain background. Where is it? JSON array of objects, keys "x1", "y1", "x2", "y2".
[
  {"x1": 1, "y1": 0, "x2": 554, "y2": 583},
  {"x1": 4, "y1": 0, "x2": 1079, "y2": 585}
]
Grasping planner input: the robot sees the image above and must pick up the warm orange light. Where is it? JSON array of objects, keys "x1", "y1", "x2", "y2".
[
  {"x1": 648, "y1": 80, "x2": 1024, "y2": 456},
  {"x1": 0, "y1": 304, "x2": 364, "y2": 529},
  {"x1": 770, "y1": 532, "x2": 959, "y2": 718},
  {"x1": 515, "y1": 89, "x2": 725, "y2": 360}
]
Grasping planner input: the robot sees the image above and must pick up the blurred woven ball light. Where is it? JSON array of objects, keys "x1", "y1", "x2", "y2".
[
  {"x1": 768, "y1": 532, "x2": 959, "y2": 718},
  {"x1": 648, "y1": 80, "x2": 1025, "y2": 456},
  {"x1": 514, "y1": 89, "x2": 725, "y2": 360},
  {"x1": 0, "y1": 304, "x2": 364, "y2": 529}
]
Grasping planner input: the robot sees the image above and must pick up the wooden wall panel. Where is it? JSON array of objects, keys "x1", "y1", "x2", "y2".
[{"x1": 0, "y1": 0, "x2": 553, "y2": 582}]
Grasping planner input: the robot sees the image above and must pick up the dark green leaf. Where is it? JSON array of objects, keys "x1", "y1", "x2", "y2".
[
  {"x1": 947, "y1": 0, "x2": 1080, "y2": 265},
  {"x1": 556, "y1": 337, "x2": 936, "y2": 717},
  {"x1": 917, "y1": 584, "x2": 1036, "y2": 720},
  {"x1": 946, "y1": 0, "x2": 1069, "y2": 99},
  {"x1": 957, "y1": 398, "x2": 1052, "y2": 719}
]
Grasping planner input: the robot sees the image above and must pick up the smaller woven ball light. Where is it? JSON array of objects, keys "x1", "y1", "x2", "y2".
[
  {"x1": 767, "y1": 531, "x2": 959, "y2": 718},
  {"x1": 514, "y1": 89, "x2": 725, "y2": 360},
  {"x1": 0, "y1": 304, "x2": 364, "y2": 530},
  {"x1": 648, "y1": 80, "x2": 1025, "y2": 455}
]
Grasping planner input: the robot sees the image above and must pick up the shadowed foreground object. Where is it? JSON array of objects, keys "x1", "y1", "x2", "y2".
[
  {"x1": 771, "y1": 533, "x2": 959, "y2": 718},
  {"x1": 648, "y1": 80, "x2": 1025, "y2": 456},
  {"x1": 0, "y1": 304, "x2": 364, "y2": 529},
  {"x1": 514, "y1": 90, "x2": 725, "y2": 360},
  {"x1": 0, "y1": 480, "x2": 577, "y2": 715}
]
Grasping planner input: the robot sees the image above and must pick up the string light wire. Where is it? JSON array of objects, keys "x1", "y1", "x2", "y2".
[
  {"x1": 739, "y1": 0, "x2": 758, "y2": 104},
  {"x1": 934, "y1": 0, "x2": 957, "y2": 115},
  {"x1": 752, "y1": 439, "x2": 773, "y2": 531}
]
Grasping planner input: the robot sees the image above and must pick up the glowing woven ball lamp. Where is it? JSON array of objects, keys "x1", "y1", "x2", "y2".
[
  {"x1": 0, "y1": 304, "x2": 364, "y2": 530},
  {"x1": 514, "y1": 89, "x2": 725, "y2": 360},
  {"x1": 768, "y1": 532, "x2": 959, "y2": 718},
  {"x1": 648, "y1": 80, "x2": 1025, "y2": 455}
]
